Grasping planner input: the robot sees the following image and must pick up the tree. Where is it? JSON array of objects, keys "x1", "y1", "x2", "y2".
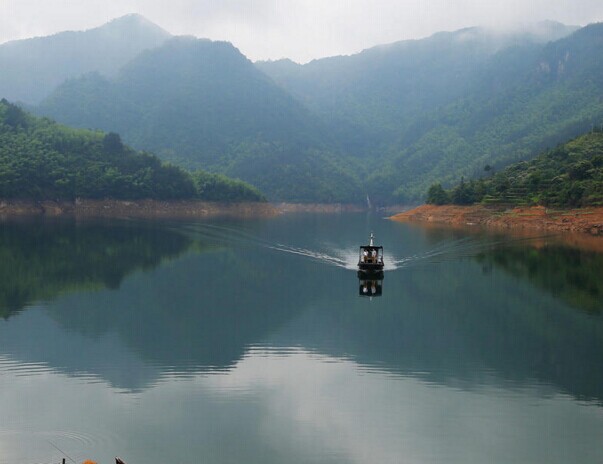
[
  {"x1": 451, "y1": 177, "x2": 476, "y2": 205},
  {"x1": 426, "y1": 183, "x2": 450, "y2": 205},
  {"x1": 103, "y1": 132, "x2": 124, "y2": 154},
  {"x1": 2, "y1": 99, "x2": 28, "y2": 129}
]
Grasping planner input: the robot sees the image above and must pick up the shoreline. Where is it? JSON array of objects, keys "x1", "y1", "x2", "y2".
[
  {"x1": 273, "y1": 202, "x2": 366, "y2": 213},
  {"x1": 0, "y1": 199, "x2": 279, "y2": 219},
  {"x1": 390, "y1": 204, "x2": 603, "y2": 236},
  {"x1": 0, "y1": 199, "x2": 371, "y2": 219}
]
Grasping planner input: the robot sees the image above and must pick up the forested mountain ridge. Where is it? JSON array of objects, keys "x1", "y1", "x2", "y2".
[
  {"x1": 34, "y1": 17, "x2": 603, "y2": 204},
  {"x1": 0, "y1": 14, "x2": 171, "y2": 104},
  {"x1": 427, "y1": 131, "x2": 603, "y2": 207},
  {"x1": 256, "y1": 22, "x2": 578, "y2": 142},
  {"x1": 258, "y1": 22, "x2": 603, "y2": 202},
  {"x1": 38, "y1": 36, "x2": 363, "y2": 203},
  {"x1": 376, "y1": 22, "x2": 603, "y2": 202},
  {"x1": 0, "y1": 99, "x2": 264, "y2": 202}
]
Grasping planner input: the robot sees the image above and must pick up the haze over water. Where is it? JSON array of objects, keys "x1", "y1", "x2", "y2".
[{"x1": 0, "y1": 213, "x2": 602, "y2": 464}]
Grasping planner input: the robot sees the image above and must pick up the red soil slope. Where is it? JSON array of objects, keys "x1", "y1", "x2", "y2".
[{"x1": 391, "y1": 205, "x2": 603, "y2": 236}]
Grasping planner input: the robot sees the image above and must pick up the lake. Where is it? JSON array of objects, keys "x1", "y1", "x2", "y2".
[{"x1": 0, "y1": 213, "x2": 602, "y2": 464}]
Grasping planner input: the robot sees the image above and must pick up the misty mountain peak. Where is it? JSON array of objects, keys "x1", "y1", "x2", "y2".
[
  {"x1": 0, "y1": 14, "x2": 172, "y2": 104},
  {"x1": 96, "y1": 13, "x2": 171, "y2": 39},
  {"x1": 487, "y1": 20, "x2": 579, "y2": 43},
  {"x1": 116, "y1": 35, "x2": 254, "y2": 84}
]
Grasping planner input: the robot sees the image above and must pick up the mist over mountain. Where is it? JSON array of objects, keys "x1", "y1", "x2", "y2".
[
  {"x1": 38, "y1": 36, "x2": 362, "y2": 202},
  {"x1": 377, "y1": 22, "x2": 603, "y2": 200},
  {"x1": 0, "y1": 14, "x2": 171, "y2": 104},
  {"x1": 258, "y1": 21, "x2": 603, "y2": 202},
  {"x1": 257, "y1": 21, "x2": 579, "y2": 145},
  {"x1": 35, "y1": 16, "x2": 603, "y2": 203}
]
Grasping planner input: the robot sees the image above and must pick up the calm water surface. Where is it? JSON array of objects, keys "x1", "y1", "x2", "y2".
[{"x1": 0, "y1": 214, "x2": 602, "y2": 464}]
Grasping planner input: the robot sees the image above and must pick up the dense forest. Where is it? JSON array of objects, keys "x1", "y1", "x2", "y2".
[
  {"x1": 37, "y1": 37, "x2": 363, "y2": 203},
  {"x1": 257, "y1": 21, "x2": 578, "y2": 147},
  {"x1": 0, "y1": 99, "x2": 264, "y2": 202},
  {"x1": 37, "y1": 20, "x2": 603, "y2": 204},
  {"x1": 260, "y1": 22, "x2": 603, "y2": 203},
  {"x1": 426, "y1": 131, "x2": 603, "y2": 207},
  {"x1": 2, "y1": 16, "x2": 600, "y2": 203}
]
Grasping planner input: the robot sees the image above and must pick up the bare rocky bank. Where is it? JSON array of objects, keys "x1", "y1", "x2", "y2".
[
  {"x1": 0, "y1": 199, "x2": 279, "y2": 219},
  {"x1": 0, "y1": 199, "x2": 370, "y2": 219},
  {"x1": 390, "y1": 205, "x2": 603, "y2": 236}
]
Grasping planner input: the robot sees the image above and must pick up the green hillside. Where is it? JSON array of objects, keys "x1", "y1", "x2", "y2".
[
  {"x1": 35, "y1": 18, "x2": 603, "y2": 204},
  {"x1": 259, "y1": 22, "x2": 603, "y2": 203},
  {"x1": 379, "y1": 23, "x2": 603, "y2": 202},
  {"x1": 258, "y1": 24, "x2": 576, "y2": 141},
  {"x1": 427, "y1": 131, "x2": 603, "y2": 207},
  {"x1": 38, "y1": 37, "x2": 363, "y2": 203},
  {"x1": 0, "y1": 99, "x2": 264, "y2": 202}
]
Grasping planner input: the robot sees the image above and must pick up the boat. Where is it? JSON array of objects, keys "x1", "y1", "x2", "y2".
[{"x1": 358, "y1": 233, "x2": 384, "y2": 275}]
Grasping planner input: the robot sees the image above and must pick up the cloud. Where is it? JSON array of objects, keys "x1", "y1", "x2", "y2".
[
  {"x1": 1, "y1": 0, "x2": 603, "y2": 62},
  {"x1": 2, "y1": 347, "x2": 603, "y2": 463}
]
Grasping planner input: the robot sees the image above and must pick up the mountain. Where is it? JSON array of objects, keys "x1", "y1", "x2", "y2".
[
  {"x1": 0, "y1": 98, "x2": 194, "y2": 199},
  {"x1": 0, "y1": 99, "x2": 264, "y2": 202},
  {"x1": 38, "y1": 36, "x2": 363, "y2": 202},
  {"x1": 378, "y1": 22, "x2": 603, "y2": 201},
  {"x1": 256, "y1": 22, "x2": 579, "y2": 144},
  {"x1": 427, "y1": 130, "x2": 603, "y2": 207},
  {"x1": 0, "y1": 14, "x2": 171, "y2": 104},
  {"x1": 257, "y1": 22, "x2": 603, "y2": 202},
  {"x1": 37, "y1": 19, "x2": 603, "y2": 204}
]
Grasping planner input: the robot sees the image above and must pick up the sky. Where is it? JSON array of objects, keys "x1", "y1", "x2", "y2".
[{"x1": 1, "y1": 0, "x2": 603, "y2": 62}]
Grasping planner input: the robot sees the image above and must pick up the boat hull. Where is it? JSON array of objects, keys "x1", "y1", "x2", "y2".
[
  {"x1": 358, "y1": 262, "x2": 384, "y2": 270},
  {"x1": 357, "y1": 265, "x2": 384, "y2": 279}
]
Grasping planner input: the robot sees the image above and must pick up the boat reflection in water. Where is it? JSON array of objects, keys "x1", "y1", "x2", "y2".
[{"x1": 358, "y1": 271, "x2": 384, "y2": 298}]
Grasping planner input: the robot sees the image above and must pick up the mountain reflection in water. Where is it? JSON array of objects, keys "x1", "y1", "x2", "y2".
[
  {"x1": 0, "y1": 214, "x2": 602, "y2": 464},
  {"x1": 0, "y1": 218, "x2": 194, "y2": 319}
]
